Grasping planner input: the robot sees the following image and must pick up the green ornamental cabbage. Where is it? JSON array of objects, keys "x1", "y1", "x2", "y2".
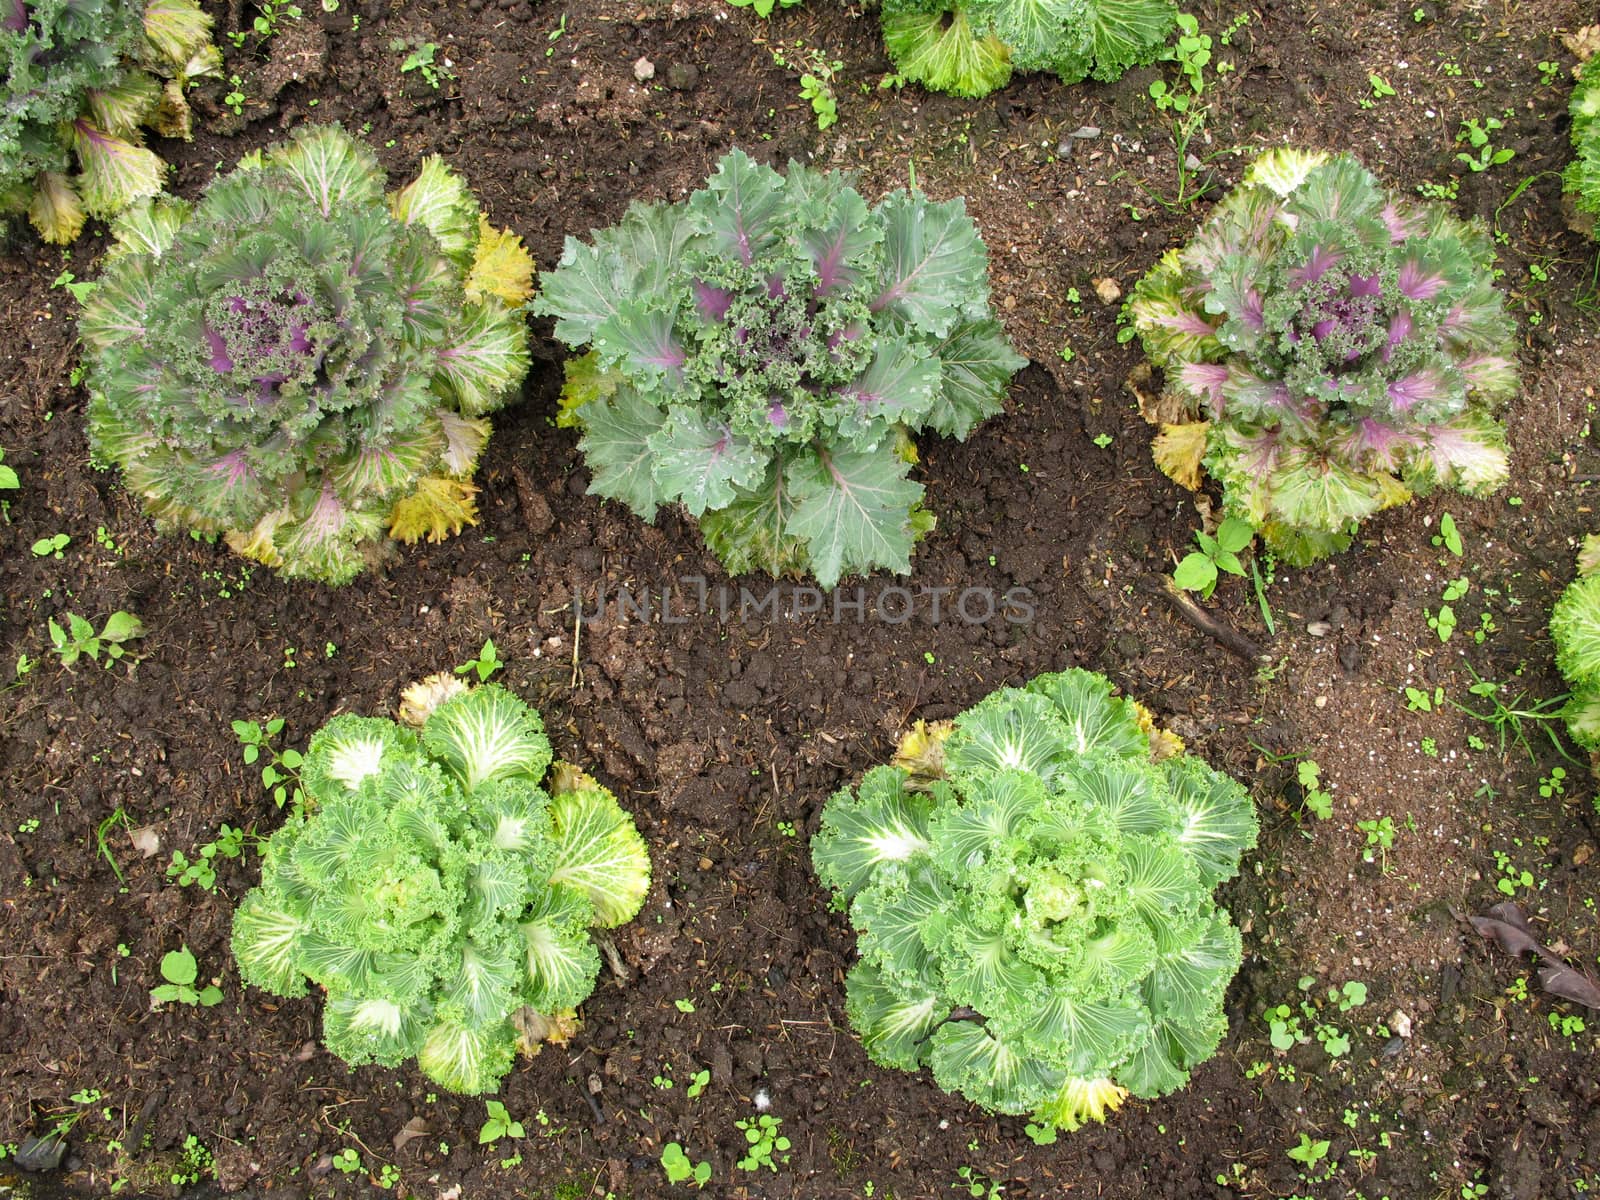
[
  {"x1": 231, "y1": 677, "x2": 652, "y2": 1095},
  {"x1": 2, "y1": 0, "x2": 221, "y2": 243},
  {"x1": 1550, "y1": 535, "x2": 1600, "y2": 755},
  {"x1": 80, "y1": 124, "x2": 534, "y2": 584},
  {"x1": 1566, "y1": 57, "x2": 1600, "y2": 235},
  {"x1": 812, "y1": 669, "x2": 1257, "y2": 1133},
  {"x1": 1130, "y1": 148, "x2": 1517, "y2": 566},
  {"x1": 533, "y1": 148, "x2": 1025, "y2": 589},
  {"x1": 874, "y1": 0, "x2": 1178, "y2": 98}
]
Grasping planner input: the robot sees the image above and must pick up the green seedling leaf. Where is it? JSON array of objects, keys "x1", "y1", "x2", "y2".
[{"x1": 160, "y1": 946, "x2": 199, "y2": 986}]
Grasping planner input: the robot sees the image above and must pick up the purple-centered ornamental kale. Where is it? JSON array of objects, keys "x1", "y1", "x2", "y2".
[
  {"x1": 2, "y1": 0, "x2": 222, "y2": 243},
  {"x1": 533, "y1": 149, "x2": 1027, "y2": 588},
  {"x1": 80, "y1": 125, "x2": 534, "y2": 584},
  {"x1": 1130, "y1": 149, "x2": 1517, "y2": 565}
]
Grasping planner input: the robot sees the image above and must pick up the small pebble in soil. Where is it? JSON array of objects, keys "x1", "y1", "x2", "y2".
[
  {"x1": 14, "y1": 1133, "x2": 67, "y2": 1172},
  {"x1": 665, "y1": 63, "x2": 699, "y2": 91},
  {"x1": 633, "y1": 57, "x2": 654, "y2": 82}
]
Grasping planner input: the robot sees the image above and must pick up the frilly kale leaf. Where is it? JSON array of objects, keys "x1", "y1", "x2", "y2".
[
  {"x1": 2, "y1": 0, "x2": 222, "y2": 243},
  {"x1": 1566, "y1": 57, "x2": 1600, "y2": 233},
  {"x1": 1130, "y1": 149, "x2": 1518, "y2": 566},
  {"x1": 1552, "y1": 536, "x2": 1600, "y2": 753},
  {"x1": 80, "y1": 124, "x2": 534, "y2": 585},
  {"x1": 812, "y1": 669, "x2": 1256, "y2": 1134},
  {"x1": 533, "y1": 148, "x2": 1025, "y2": 588},
  {"x1": 231, "y1": 681, "x2": 651, "y2": 1096},
  {"x1": 875, "y1": 0, "x2": 1178, "y2": 98}
]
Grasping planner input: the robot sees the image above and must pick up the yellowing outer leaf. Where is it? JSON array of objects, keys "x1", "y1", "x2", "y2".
[
  {"x1": 548, "y1": 761, "x2": 600, "y2": 798},
  {"x1": 388, "y1": 476, "x2": 480, "y2": 544},
  {"x1": 72, "y1": 121, "x2": 165, "y2": 219},
  {"x1": 142, "y1": 0, "x2": 217, "y2": 68},
  {"x1": 1151, "y1": 421, "x2": 1210, "y2": 492},
  {"x1": 87, "y1": 74, "x2": 162, "y2": 137},
  {"x1": 512, "y1": 1006, "x2": 580, "y2": 1056},
  {"x1": 1243, "y1": 148, "x2": 1330, "y2": 197},
  {"x1": 465, "y1": 215, "x2": 535, "y2": 306},
  {"x1": 29, "y1": 172, "x2": 87, "y2": 244},
  {"x1": 1035, "y1": 1076, "x2": 1129, "y2": 1133},
  {"x1": 556, "y1": 351, "x2": 622, "y2": 429},
  {"x1": 1373, "y1": 473, "x2": 1412, "y2": 512},
  {"x1": 397, "y1": 672, "x2": 470, "y2": 728},
  {"x1": 150, "y1": 79, "x2": 195, "y2": 141},
  {"x1": 892, "y1": 425, "x2": 920, "y2": 466},
  {"x1": 225, "y1": 508, "x2": 291, "y2": 568},
  {"x1": 1130, "y1": 700, "x2": 1185, "y2": 762},
  {"x1": 891, "y1": 719, "x2": 954, "y2": 787}
]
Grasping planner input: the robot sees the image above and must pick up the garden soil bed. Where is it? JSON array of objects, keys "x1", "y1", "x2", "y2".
[{"x1": 2, "y1": 0, "x2": 1598, "y2": 1197}]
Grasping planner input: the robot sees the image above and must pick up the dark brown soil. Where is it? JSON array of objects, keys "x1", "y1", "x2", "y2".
[{"x1": 2, "y1": 0, "x2": 1598, "y2": 1198}]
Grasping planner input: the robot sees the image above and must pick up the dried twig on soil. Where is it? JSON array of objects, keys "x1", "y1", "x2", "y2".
[
  {"x1": 1140, "y1": 575, "x2": 1268, "y2": 664},
  {"x1": 1459, "y1": 901, "x2": 1600, "y2": 1010}
]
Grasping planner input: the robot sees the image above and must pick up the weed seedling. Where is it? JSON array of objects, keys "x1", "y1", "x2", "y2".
[
  {"x1": 1432, "y1": 512, "x2": 1464, "y2": 555},
  {"x1": 735, "y1": 1114, "x2": 791, "y2": 1172},
  {"x1": 477, "y1": 1100, "x2": 525, "y2": 1144},
  {"x1": 769, "y1": 42, "x2": 843, "y2": 130},
  {"x1": 1356, "y1": 816, "x2": 1396, "y2": 868},
  {"x1": 331, "y1": 1148, "x2": 361, "y2": 1174},
  {"x1": 1445, "y1": 665, "x2": 1571, "y2": 762},
  {"x1": 166, "y1": 824, "x2": 245, "y2": 890},
  {"x1": 49, "y1": 611, "x2": 145, "y2": 669},
  {"x1": 31, "y1": 532, "x2": 69, "y2": 558},
  {"x1": 954, "y1": 1164, "x2": 1004, "y2": 1198},
  {"x1": 1457, "y1": 117, "x2": 1515, "y2": 172},
  {"x1": 1297, "y1": 759, "x2": 1333, "y2": 820},
  {"x1": 661, "y1": 1142, "x2": 711, "y2": 1188},
  {"x1": 232, "y1": 717, "x2": 305, "y2": 809},
  {"x1": 1404, "y1": 685, "x2": 1444, "y2": 713},
  {"x1": 1287, "y1": 1132, "x2": 1330, "y2": 1169},
  {"x1": 1173, "y1": 516, "x2": 1253, "y2": 599},
  {"x1": 150, "y1": 946, "x2": 222, "y2": 1008},
  {"x1": 454, "y1": 638, "x2": 504, "y2": 682},
  {"x1": 398, "y1": 41, "x2": 452, "y2": 89}
]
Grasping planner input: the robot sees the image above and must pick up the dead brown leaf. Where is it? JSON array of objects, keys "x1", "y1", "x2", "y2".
[
  {"x1": 1464, "y1": 901, "x2": 1600, "y2": 1012},
  {"x1": 1563, "y1": 24, "x2": 1600, "y2": 61},
  {"x1": 392, "y1": 1115, "x2": 430, "y2": 1154}
]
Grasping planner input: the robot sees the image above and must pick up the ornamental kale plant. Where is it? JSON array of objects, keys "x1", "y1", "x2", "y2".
[
  {"x1": 1550, "y1": 535, "x2": 1600, "y2": 756},
  {"x1": 812, "y1": 669, "x2": 1257, "y2": 1134},
  {"x1": 534, "y1": 148, "x2": 1025, "y2": 588},
  {"x1": 871, "y1": 0, "x2": 1178, "y2": 98},
  {"x1": 2, "y1": 0, "x2": 221, "y2": 243},
  {"x1": 231, "y1": 676, "x2": 652, "y2": 1095},
  {"x1": 1566, "y1": 58, "x2": 1600, "y2": 235},
  {"x1": 1130, "y1": 149, "x2": 1517, "y2": 566},
  {"x1": 80, "y1": 124, "x2": 534, "y2": 584}
]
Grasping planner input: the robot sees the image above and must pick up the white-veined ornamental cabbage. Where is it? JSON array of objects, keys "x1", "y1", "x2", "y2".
[
  {"x1": 1551, "y1": 534, "x2": 1600, "y2": 757},
  {"x1": 1130, "y1": 148, "x2": 1517, "y2": 566},
  {"x1": 2, "y1": 0, "x2": 221, "y2": 243},
  {"x1": 533, "y1": 148, "x2": 1025, "y2": 589},
  {"x1": 812, "y1": 669, "x2": 1257, "y2": 1133},
  {"x1": 873, "y1": 0, "x2": 1179, "y2": 98},
  {"x1": 1566, "y1": 58, "x2": 1600, "y2": 236},
  {"x1": 80, "y1": 124, "x2": 534, "y2": 584},
  {"x1": 231, "y1": 678, "x2": 651, "y2": 1095}
]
